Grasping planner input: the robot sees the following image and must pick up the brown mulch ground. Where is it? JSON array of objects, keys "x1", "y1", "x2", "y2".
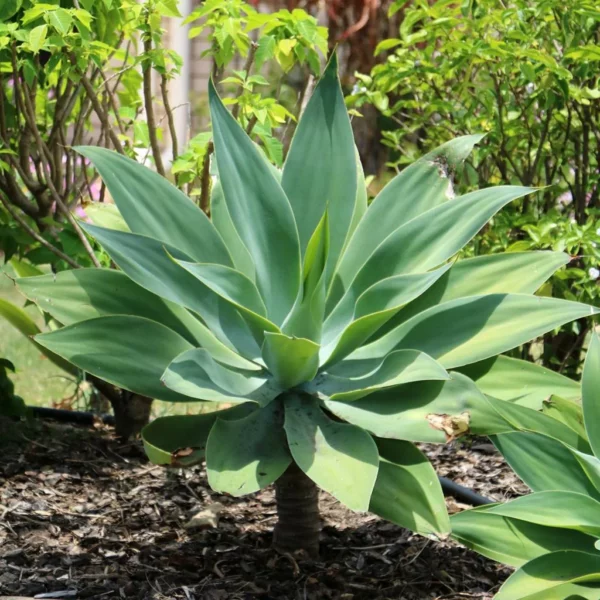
[{"x1": 0, "y1": 419, "x2": 523, "y2": 600}]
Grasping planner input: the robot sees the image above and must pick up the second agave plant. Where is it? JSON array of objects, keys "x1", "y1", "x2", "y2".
[{"x1": 17, "y1": 55, "x2": 598, "y2": 555}]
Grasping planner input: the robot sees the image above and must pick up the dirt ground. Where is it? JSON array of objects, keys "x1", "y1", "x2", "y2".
[{"x1": 0, "y1": 419, "x2": 525, "y2": 600}]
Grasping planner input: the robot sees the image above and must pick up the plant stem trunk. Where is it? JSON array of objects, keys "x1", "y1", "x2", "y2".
[{"x1": 273, "y1": 462, "x2": 320, "y2": 557}]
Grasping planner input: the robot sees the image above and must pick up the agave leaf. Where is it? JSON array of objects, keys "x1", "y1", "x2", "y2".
[
  {"x1": 174, "y1": 260, "x2": 280, "y2": 337},
  {"x1": 345, "y1": 146, "x2": 368, "y2": 248},
  {"x1": 80, "y1": 223, "x2": 261, "y2": 360},
  {"x1": 36, "y1": 315, "x2": 195, "y2": 402},
  {"x1": 322, "y1": 264, "x2": 452, "y2": 366},
  {"x1": 85, "y1": 202, "x2": 130, "y2": 232},
  {"x1": 162, "y1": 348, "x2": 280, "y2": 405},
  {"x1": 370, "y1": 438, "x2": 450, "y2": 536},
  {"x1": 336, "y1": 187, "x2": 533, "y2": 308},
  {"x1": 209, "y1": 80, "x2": 301, "y2": 325},
  {"x1": 282, "y1": 55, "x2": 357, "y2": 281},
  {"x1": 310, "y1": 350, "x2": 449, "y2": 402},
  {"x1": 76, "y1": 146, "x2": 231, "y2": 265},
  {"x1": 0, "y1": 297, "x2": 75, "y2": 374},
  {"x1": 583, "y1": 333, "x2": 600, "y2": 459},
  {"x1": 380, "y1": 251, "x2": 570, "y2": 335},
  {"x1": 142, "y1": 403, "x2": 256, "y2": 466},
  {"x1": 262, "y1": 333, "x2": 320, "y2": 389},
  {"x1": 483, "y1": 491, "x2": 600, "y2": 538},
  {"x1": 542, "y1": 395, "x2": 587, "y2": 440},
  {"x1": 353, "y1": 294, "x2": 598, "y2": 368},
  {"x1": 494, "y1": 551, "x2": 600, "y2": 599},
  {"x1": 206, "y1": 401, "x2": 291, "y2": 496},
  {"x1": 450, "y1": 508, "x2": 597, "y2": 568},
  {"x1": 330, "y1": 135, "x2": 483, "y2": 309},
  {"x1": 457, "y1": 355, "x2": 580, "y2": 409},
  {"x1": 17, "y1": 269, "x2": 258, "y2": 372},
  {"x1": 493, "y1": 431, "x2": 600, "y2": 501},
  {"x1": 210, "y1": 180, "x2": 255, "y2": 281},
  {"x1": 284, "y1": 393, "x2": 379, "y2": 511},
  {"x1": 283, "y1": 210, "x2": 329, "y2": 342}
]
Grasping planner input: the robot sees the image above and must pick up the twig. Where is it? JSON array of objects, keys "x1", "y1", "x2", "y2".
[
  {"x1": 161, "y1": 74, "x2": 179, "y2": 161},
  {"x1": 142, "y1": 35, "x2": 166, "y2": 177},
  {"x1": 0, "y1": 191, "x2": 81, "y2": 268},
  {"x1": 232, "y1": 41, "x2": 258, "y2": 120}
]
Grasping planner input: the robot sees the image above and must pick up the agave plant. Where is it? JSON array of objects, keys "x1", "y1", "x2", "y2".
[
  {"x1": 17, "y1": 56, "x2": 598, "y2": 555},
  {"x1": 451, "y1": 334, "x2": 600, "y2": 599}
]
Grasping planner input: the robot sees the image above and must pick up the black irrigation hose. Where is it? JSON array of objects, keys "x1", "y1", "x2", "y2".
[{"x1": 27, "y1": 406, "x2": 494, "y2": 507}]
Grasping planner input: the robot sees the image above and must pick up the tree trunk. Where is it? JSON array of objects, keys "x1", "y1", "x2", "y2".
[
  {"x1": 273, "y1": 461, "x2": 321, "y2": 557},
  {"x1": 111, "y1": 392, "x2": 153, "y2": 440}
]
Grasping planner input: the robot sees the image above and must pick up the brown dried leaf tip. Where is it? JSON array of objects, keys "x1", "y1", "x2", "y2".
[{"x1": 426, "y1": 411, "x2": 471, "y2": 442}]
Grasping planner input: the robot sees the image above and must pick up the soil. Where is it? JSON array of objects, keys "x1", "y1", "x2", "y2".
[{"x1": 0, "y1": 419, "x2": 524, "y2": 600}]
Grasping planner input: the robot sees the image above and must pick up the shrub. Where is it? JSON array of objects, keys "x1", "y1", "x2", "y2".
[{"x1": 19, "y1": 56, "x2": 598, "y2": 555}]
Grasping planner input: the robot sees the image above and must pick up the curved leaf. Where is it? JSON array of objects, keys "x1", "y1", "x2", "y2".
[
  {"x1": 331, "y1": 135, "x2": 483, "y2": 309},
  {"x1": 162, "y1": 348, "x2": 280, "y2": 405},
  {"x1": 206, "y1": 401, "x2": 291, "y2": 496},
  {"x1": 493, "y1": 431, "x2": 600, "y2": 501},
  {"x1": 282, "y1": 54, "x2": 356, "y2": 281},
  {"x1": 311, "y1": 350, "x2": 449, "y2": 402},
  {"x1": 495, "y1": 551, "x2": 600, "y2": 599},
  {"x1": 85, "y1": 202, "x2": 130, "y2": 232},
  {"x1": 451, "y1": 508, "x2": 597, "y2": 568},
  {"x1": 458, "y1": 355, "x2": 580, "y2": 409},
  {"x1": 370, "y1": 438, "x2": 450, "y2": 536},
  {"x1": 329, "y1": 185, "x2": 532, "y2": 313},
  {"x1": 142, "y1": 403, "x2": 256, "y2": 466},
  {"x1": 284, "y1": 393, "x2": 379, "y2": 511},
  {"x1": 483, "y1": 491, "x2": 600, "y2": 538},
  {"x1": 262, "y1": 332, "x2": 320, "y2": 388},
  {"x1": 209, "y1": 80, "x2": 301, "y2": 325},
  {"x1": 35, "y1": 316, "x2": 194, "y2": 402},
  {"x1": 76, "y1": 146, "x2": 231, "y2": 265},
  {"x1": 354, "y1": 294, "x2": 598, "y2": 369},
  {"x1": 80, "y1": 222, "x2": 261, "y2": 360}
]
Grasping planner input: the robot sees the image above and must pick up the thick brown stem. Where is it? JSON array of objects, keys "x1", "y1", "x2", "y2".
[{"x1": 273, "y1": 462, "x2": 320, "y2": 557}]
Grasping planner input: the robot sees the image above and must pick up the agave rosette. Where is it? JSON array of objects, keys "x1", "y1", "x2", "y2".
[{"x1": 18, "y1": 57, "x2": 598, "y2": 537}]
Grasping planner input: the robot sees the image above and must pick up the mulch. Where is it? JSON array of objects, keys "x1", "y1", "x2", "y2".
[{"x1": 0, "y1": 418, "x2": 523, "y2": 600}]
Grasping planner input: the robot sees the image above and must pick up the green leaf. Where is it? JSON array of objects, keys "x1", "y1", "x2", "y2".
[
  {"x1": 494, "y1": 431, "x2": 600, "y2": 501},
  {"x1": 254, "y1": 35, "x2": 276, "y2": 70},
  {"x1": 330, "y1": 135, "x2": 483, "y2": 310},
  {"x1": 35, "y1": 316, "x2": 195, "y2": 402},
  {"x1": 210, "y1": 180, "x2": 255, "y2": 281},
  {"x1": 322, "y1": 264, "x2": 452, "y2": 366},
  {"x1": 206, "y1": 401, "x2": 291, "y2": 496},
  {"x1": 354, "y1": 294, "x2": 598, "y2": 369},
  {"x1": 331, "y1": 186, "x2": 534, "y2": 312},
  {"x1": 458, "y1": 355, "x2": 580, "y2": 409},
  {"x1": 583, "y1": 333, "x2": 600, "y2": 459},
  {"x1": 484, "y1": 491, "x2": 600, "y2": 538},
  {"x1": 28, "y1": 24, "x2": 48, "y2": 53},
  {"x1": 311, "y1": 350, "x2": 448, "y2": 402},
  {"x1": 495, "y1": 551, "x2": 600, "y2": 599},
  {"x1": 209, "y1": 81, "x2": 301, "y2": 325},
  {"x1": 262, "y1": 332, "x2": 320, "y2": 388},
  {"x1": 80, "y1": 223, "x2": 261, "y2": 361},
  {"x1": 283, "y1": 210, "x2": 329, "y2": 342},
  {"x1": 85, "y1": 203, "x2": 130, "y2": 232},
  {"x1": 142, "y1": 403, "x2": 256, "y2": 467},
  {"x1": 162, "y1": 348, "x2": 279, "y2": 405},
  {"x1": 0, "y1": 297, "x2": 74, "y2": 374},
  {"x1": 370, "y1": 439, "x2": 450, "y2": 536},
  {"x1": 451, "y1": 508, "x2": 597, "y2": 568},
  {"x1": 76, "y1": 147, "x2": 231, "y2": 266},
  {"x1": 542, "y1": 395, "x2": 587, "y2": 440},
  {"x1": 17, "y1": 269, "x2": 256, "y2": 372},
  {"x1": 282, "y1": 54, "x2": 357, "y2": 283},
  {"x1": 284, "y1": 393, "x2": 379, "y2": 511},
  {"x1": 174, "y1": 260, "x2": 279, "y2": 336},
  {"x1": 382, "y1": 251, "x2": 570, "y2": 332},
  {"x1": 48, "y1": 8, "x2": 72, "y2": 34},
  {"x1": 0, "y1": 0, "x2": 22, "y2": 21}
]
